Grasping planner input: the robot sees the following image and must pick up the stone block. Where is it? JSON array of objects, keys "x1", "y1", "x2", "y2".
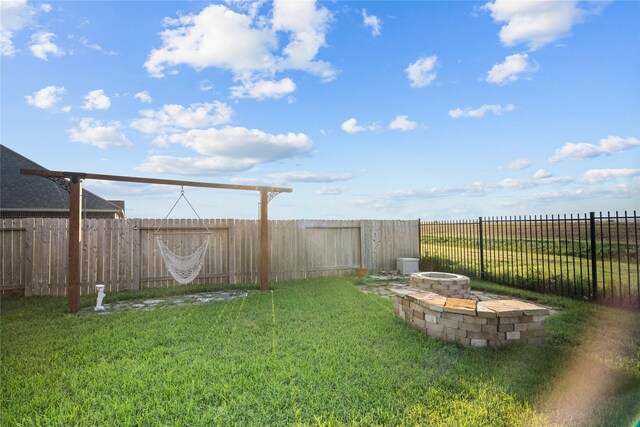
[
  {"x1": 467, "y1": 331, "x2": 489, "y2": 340},
  {"x1": 443, "y1": 326, "x2": 466, "y2": 338},
  {"x1": 498, "y1": 316, "x2": 520, "y2": 324},
  {"x1": 476, "y1": 304, "x2": 497, "y2": 318},
  {"x1": 426, "y1": 322, "x2": 444, "y2": 333},
  {"x1": 459, "y1": 322, "x2": 482, "y2": 332},
  {"x1": 424, "y1": 314, "x2": 439, "y2": 324},
  {"x1": 488, "y1": 332, "x2": 506, "y2": 340},
  {"x1": 463, "y1": 315, "x2": 488, "y2": 324},
  {"x1": 506, "y1": 331, "x2": 521, "y2": 340},
  {"x1": 498, "y1": 323, "x2": 514, "y2": 332},
  {"x1": 516, "y1": 321, "x2": 543, "y2": 331},
  {"x1": 442, "y1": 312, "x2": 464, "y2": 322},
  {"x1": 481, "y1": 324, "x2": 498, "y2": 333},
  {"x1": 412, "y1": 309, "x2": 425, "y2": 319},
  {"x1": 438, "y1": 318, "x2": 460, "y2": 329},
  {"x1": 444, "y1": 298, "x2": 476, "y2": 315},
  {"x1": 478, "y1": 300, "x2": 524, "y2": 317},
  {"x1": 424, "y1": 308, "x2": 441, "y2": 318}
]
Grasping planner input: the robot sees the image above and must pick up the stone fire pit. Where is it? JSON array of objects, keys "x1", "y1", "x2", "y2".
[
  {"x1": 394, "y1": 272, "x2": 550, "y2": 347},
  {"x1": 410, "y1": 272, "x2": 470, "y2": 298}
]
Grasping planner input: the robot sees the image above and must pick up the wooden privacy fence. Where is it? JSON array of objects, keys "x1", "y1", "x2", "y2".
[{"x1": 1, "y1": 218, "x2": 418, "y2": 296}]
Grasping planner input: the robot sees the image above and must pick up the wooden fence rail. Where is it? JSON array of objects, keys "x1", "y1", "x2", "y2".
[{"x1": 1, "y1": 218, "x2": 418, "y2": 296}]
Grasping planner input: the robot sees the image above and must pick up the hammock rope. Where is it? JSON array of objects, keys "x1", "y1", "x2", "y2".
[{"x1": 155, "y1": 187, "x2": 211, "y2": 284}]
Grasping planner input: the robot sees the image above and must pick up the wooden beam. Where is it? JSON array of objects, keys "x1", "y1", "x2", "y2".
[
  {"x1": 20, "y1": 168, "x2": 292, "y2": 298},
  {"x1": 68, "y1": 176, "x2": 82, "y2": 313},
  {"x1": 259, "y1": 190, "x2": 269, "y2": 291},
  {"x1": 260, "y1": 191, "x2": 269, "y2": 291},
  {"x1": 20, "y1": 168, "x2": 292, "y2": 194}
]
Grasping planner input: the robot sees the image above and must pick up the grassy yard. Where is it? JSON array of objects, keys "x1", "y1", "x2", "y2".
[{"x1": 1, "y1": 277, "x2": 639, "y2": 426}]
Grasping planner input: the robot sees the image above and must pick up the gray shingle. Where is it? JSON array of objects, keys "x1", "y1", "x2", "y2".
[{"x1": 1, "y1": 145, "x2": 123, "y2": 215}]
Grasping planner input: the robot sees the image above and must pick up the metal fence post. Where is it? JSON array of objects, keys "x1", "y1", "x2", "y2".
[
  {"x1": 479, "y1": 217, "x2": 485, "y2": 280},
  {"x1": 589, "y1": 212, "x2": 598, "y2": 301},
  {"x1": 418, "y1": 218, "x2": 422, "y2": 260}
]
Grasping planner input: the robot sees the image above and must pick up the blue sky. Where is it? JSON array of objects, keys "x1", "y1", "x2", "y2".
[{"x1": 2, "y1": 0, "x2": 639, "y2": 220}]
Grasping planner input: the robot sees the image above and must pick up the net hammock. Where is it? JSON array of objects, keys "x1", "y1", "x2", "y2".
[
  {"x1": 155, "y1": 186, "x2": 211, "y2": 285},
  {"x1": 156, "y1": 237, "x2": 209, "y2": 284}
]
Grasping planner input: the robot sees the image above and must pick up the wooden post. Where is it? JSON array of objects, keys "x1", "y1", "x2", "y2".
[
  {"x1": 68, "y1": 175, "x2": 83, "y2": 312},
  {"x1": 259, "y1": 190, "x2": 269, "y2": 291}
]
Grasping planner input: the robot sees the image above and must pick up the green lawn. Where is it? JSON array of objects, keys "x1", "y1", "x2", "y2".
[{"x1": 1, "y1": 278, "x2": 639, "y2": 426}]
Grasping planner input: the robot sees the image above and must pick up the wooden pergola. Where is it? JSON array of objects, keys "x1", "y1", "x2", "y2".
[{"x1": 20, "y1": 168, "x2": 292, "y2": 312}]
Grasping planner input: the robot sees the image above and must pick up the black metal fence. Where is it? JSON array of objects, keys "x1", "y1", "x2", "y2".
[{"x1": 419, "y1": 211, "x2": 639, "y2": 308}]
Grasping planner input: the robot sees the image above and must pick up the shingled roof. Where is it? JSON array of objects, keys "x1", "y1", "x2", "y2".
[{"x1": 1, "y1": 145, "x2": 124, "y2": 218}]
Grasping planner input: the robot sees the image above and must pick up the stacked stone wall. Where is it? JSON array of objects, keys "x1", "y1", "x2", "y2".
[
  {"x1": 392, "y1": 289, "x2": 548, "y2": 347},
  {"x1": 409, "y1": 272, "x2": 470, "y2": 299}
]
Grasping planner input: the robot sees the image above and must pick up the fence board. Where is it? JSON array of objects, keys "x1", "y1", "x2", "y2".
[{"x1": 2, "y1": 218, "x2": 418, "y2": 296}]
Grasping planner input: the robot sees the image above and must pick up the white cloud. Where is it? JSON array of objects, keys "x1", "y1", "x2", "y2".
[
  {"x1": 271, "y1": 0, "x2": 334, "y2": 80},
  {"x1": 267, "y1": 171, "x2": 353, "y2": 184},
  {"x1": 137, "y1": 129, "x2": 319, "y2": 177},
  {"x1": 0, "y1": 0, "x2": 36, "y2": 56},
  {"x1": 29, "y1": 31, "x2": 64, "y2": 60},
  {"x1": 498, "y1": 174, "x2": 572, "y2": 188},
  {"x1": 486, "y1": 53, "x2": 537, "y2": 85},
  {"x1": 157, "y1": 126, "x2": 313, "y2": 163},
  {"x1": 316, "y1": 186, "x2": 349, "y2": 195},
  {"x1": 25, "y1": 85, "x2": 65, "y2": 109},
  {"x1": 388, "y1": 115, "x2": 417, "y2": 131},
  {"x1": 341, "y1": 118, "x2": 364, "y2": 134},
  {"x1": 341, "y1": 118, "x2": 377, "y2": 134},
  {"x1": 498, "y1": 157, "x2": 531, "y2": 170},
  {"x1": 68, "y1": 118, "x2": 132, "y2": 149},
  {"x1": 137, "y1": 155, "x2": 255, "y2": 176},
  {"x1": 79, "y1": 36, "x2": 116, "y2": 55},
  {"x1": 144, "y1": 2, "x2": 334, "y2": 97},
  {"x1": 82, "y1": 89, "x2": 111, "y2": 110},
  {"x1": 145, "y1": 5, "x2": 275, "y2": 78},
  {"x1": 381, "y1": 183, "x2": 492, "y2": 201},
  {"x1": 533, "y1": 169, "x2": 552, "y2": 179},
  {"x1": 134, "y1": 91, "x2": 152, "y2": 104},
  {"x1": 362, "y1": 9, "x2": 381, "y2": 37},
  {"x1": 582, "y1": 169, "x2": 640, "y2": 184},
  {"x1": 199, "y1": 80, "x2": 213, "y2": 92},
  {"x1": 405, "y1": 55, "x2": 438, "y2": 88},
  {"x1": 39, "y1": 3, "x2": 52, "y2": 13},
  {"x1": 449, "y1": 104, "x2": 515, "y2": 118},
  {"x1": 230, "y1": 77, "x2": 296, "y2": 100},
  {"x1": 232, "y1": 171, "x2": 353, "y2": 187},
  {"x1": 548, "y1": 136, "x2": 640, "y2": 163},
  {"x1": 131, "y1": 102, "x2": 233, "y2": 135},
  {"x1": 497, "y1": 178, "x2": 535, "y2": 190},
  {"x1": 483, "y1": 0, "x2": 603, "y2": 50}
]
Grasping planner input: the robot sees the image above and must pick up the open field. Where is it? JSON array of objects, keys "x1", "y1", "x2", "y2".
[
  {"x1": 2, "y1": 277, "x2": 639, "y2": 426},
  {"x1": 422, "y1": 240, "x2": 639, "y2": 306}
]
